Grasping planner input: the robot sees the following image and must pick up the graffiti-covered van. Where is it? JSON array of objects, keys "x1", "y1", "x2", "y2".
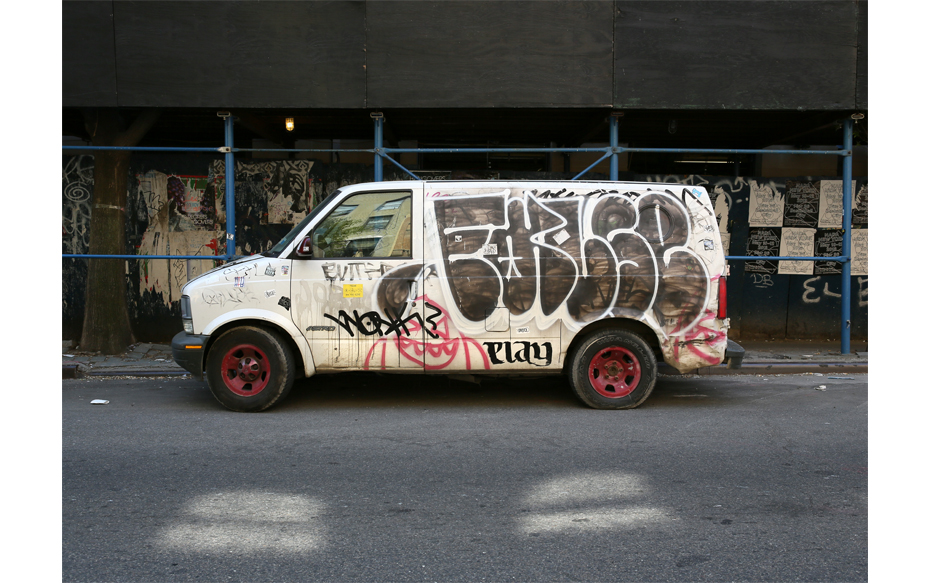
[{"x1": 172, "y1": 181, "x2": 744, "y2": 411}]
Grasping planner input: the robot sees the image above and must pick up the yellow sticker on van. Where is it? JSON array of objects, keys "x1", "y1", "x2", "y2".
[{"x1": 343, "y1": 284, "x2": 363, "y2": 298}]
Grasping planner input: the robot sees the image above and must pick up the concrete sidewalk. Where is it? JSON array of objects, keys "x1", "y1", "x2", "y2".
[{"x1": 62, "y1": 338, "x2": 867, "y2": 379}]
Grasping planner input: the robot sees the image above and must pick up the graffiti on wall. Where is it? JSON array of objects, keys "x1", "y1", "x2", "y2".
[
  {"x1": 134, "y1": 170, "x2": 223, "y2": 305},
  {"x1": 62, "y1": 156, "x2": 94, "y2": 254},
  {"x1": 125, "y1": 161, "x2": 317, "y2": 306},
  {"x1": 211, "y1": 160, "x2": 316, "y2": 226}
]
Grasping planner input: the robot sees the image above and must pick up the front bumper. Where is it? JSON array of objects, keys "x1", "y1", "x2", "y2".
[
  {"x1": 171, "y1": 331, "x2": 209, "y2": 380},
  {"x1": 724, "y1": 338, "x2": 745, "y2": 369}
]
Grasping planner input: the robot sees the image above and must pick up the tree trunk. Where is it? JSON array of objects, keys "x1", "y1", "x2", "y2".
[{"x1": 78, "y1": 108, "x2": 160, "y2": 353}]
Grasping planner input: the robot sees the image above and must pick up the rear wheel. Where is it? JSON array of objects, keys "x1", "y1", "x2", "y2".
[
  {"x1": 568, "y1": 329, "x2": 657, "y2": 409},
  {"x1": 206, "y1": 326, "x2": 295, "y2": 412}
]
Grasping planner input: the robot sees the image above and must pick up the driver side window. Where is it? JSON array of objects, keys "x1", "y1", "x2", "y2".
[{"x1": 312, "y1": 191, "x2": 413, "y2": 259}]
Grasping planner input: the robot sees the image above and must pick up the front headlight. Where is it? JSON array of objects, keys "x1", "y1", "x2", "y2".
[{"x1": 181, "y1": 295, "x2": 193, "y2": 333}]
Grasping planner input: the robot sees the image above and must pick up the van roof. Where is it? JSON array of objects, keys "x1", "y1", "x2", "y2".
[{"x1": 340, "y1": 179, "x2": 705, "y2": 191}]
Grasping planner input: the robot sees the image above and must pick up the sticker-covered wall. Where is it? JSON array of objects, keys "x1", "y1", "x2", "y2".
[
  {"x1": 62, "y1": 154, "x2": 406, "y2": 340},
  {"x1": 638, "y1": 174, "x2": 867, "y2": 340},
  {"x1": 62, "y1": 157, "x2": 867, "y2": 342}
]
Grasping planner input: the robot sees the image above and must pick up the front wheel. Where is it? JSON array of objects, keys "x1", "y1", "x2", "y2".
[
  {"x1": 568, "y1": 329, "x2": 657, "y2": 409},
  {"x1": 206, "y1": 326, "x2": 295, "y2": 412}
]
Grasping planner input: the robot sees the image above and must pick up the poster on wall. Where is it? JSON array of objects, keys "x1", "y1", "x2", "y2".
[
  {"x1": 744, "y1": 227, "x2": 781, "y2": 275},
  {"x1": 708, "y1": 179, "x2": 749, "y2": 255},
  {"x1": 817, "y1": 179, "x2": 855, "y2": 228},
  {"x1": 783, "y1": 181, "x2": 820, "y2": 228},
  {"x1": 852, "y1": 182, "x2": 868, "y2": 226},
  {"x1": 813, "y1": 230, "x2": 844, "y2": 275},
  {"x1": 748, "y1": 180, "x2": 785, "y2": 227},
  {"x1": 851, "y1": 228, "x2": 868, "y2": 276},
  {"x1": 778, "y1": 227, "x2": 816, "y2": 275},
  {"x1": 168, "y1": 175, "x2": 215, "y2": 231},
  {"x1": 263, "y1": 160, "x2": 313, "y2": 224},
  {"x1": 212, "y1": 160, "x2": 314, "y2": 226}
]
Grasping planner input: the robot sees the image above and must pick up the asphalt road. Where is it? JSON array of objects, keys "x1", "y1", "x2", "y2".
[{"x1": 63, "y1": 372, "x2": 867, "y2": 582}]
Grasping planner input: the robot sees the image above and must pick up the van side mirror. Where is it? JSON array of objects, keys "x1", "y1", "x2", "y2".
[{"x1": 296, "y1": 236, "x2": 313, "y2": 257}]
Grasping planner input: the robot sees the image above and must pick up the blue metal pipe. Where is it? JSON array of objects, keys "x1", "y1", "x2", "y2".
[
  {"x1": 62, "y1": 145, "x2": 225, "y2": 152},
  {"x1": 61, "y1": 145, "x2": 849, "y2": 156},
  {"x1": 224, "y1": 115, "x2": 236, "y2": 260},
  {"x1": 63, "y1": 254, "x2": 223, "y2": 260},
  {"x1": 841, "y1": 119, "x2": 854, "y2": 354},
  {"x1": 239, "y1": 148, "x2": 374, "y2": 153},
  {"x1": 65, "y1": 145, "x2": 849, "y2": 157},
  {"x1": 726, "y1": 256, "x2": 846, "y2": 262},
  {"x1": 383, "y1": 147, "x2": 612, "y2": 154},
  {"x1": 373, "y1": 117, "x2": 384, "y2": 182},
  {"x1": 572, "y1": 151, "x2": 614, "y2": 180},
  {"x1": 621, "y1": 147, "x2": 848, "y2": 156},
  {"x1": 609, "y1": 116, "x2": 619, "y2": 180},
  {"x1": 380, "y1": 154, "x2": 423, "y2": 181}
]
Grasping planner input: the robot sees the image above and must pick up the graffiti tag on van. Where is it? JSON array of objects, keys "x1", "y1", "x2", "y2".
[
  {"x1": 482, "y1": 341, "x2": 552, "y2": 367},
  {"x1": 430, "y1": 188, "x2": 713, "y2": 337},
  {"x1": 324, "y1": 302, "x2": 443, "y2": 339}
]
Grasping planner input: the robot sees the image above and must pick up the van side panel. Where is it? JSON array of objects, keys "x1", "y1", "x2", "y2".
[{"x1": 419, "y1": 182, "x2": 727, "y2": 373}]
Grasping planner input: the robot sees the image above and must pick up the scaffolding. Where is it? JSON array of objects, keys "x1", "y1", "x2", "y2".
[{"x1": 63, "y1": 113, "x2": 860, "y2": 353}]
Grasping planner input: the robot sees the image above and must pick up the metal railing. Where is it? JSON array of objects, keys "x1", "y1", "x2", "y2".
[{"x1": 63, "y1": 112, "x2": 860, "y2": 352}]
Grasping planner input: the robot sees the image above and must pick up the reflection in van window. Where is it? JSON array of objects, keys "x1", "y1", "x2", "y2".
[
  {"x1": 330, "y1": 204, "x2": 357, "y2": 218},
  {"x1": 312, "y1": 191, "x2": 412, "y2": 258},
  {"x1": 376, "y1": 198, "x2": 406, "y2": 211}
]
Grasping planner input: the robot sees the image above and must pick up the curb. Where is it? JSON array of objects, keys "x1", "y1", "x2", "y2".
[
  {"x1": 693, "y1": 362, "x2": 867, "y2": 376},
  {"x1": 657, "y1": 362, "x2": 867, "y2": 376},
  {"x1": 83, "y1": 369, "x2": 190, "y2": 378},
  {"x1": 63, "y1": 365, "x2": 188, "y2": 379}
]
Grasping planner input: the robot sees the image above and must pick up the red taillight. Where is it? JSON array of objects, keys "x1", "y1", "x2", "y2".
[{"x1": 717, "y1": 276, "x2": 728, "y2": 319}]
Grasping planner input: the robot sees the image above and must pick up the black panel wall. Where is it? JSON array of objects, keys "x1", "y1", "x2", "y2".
[
  {"x1": 63, "y1": 1, "x2": 119, "y2": 107},
  {"x1": 612, "y1": 1, "x2": 859, "y2": 109},
  {"x1": 63, "y1": 0, "x2": 866, "y2": 110},
  {"x1": 111, "y1": 0, "x2": 367, "y2": 108},
  {"x1": 856, "y1": 1, "x2": 868, "y2": 110},
  {"x1": 366, "y1": 1, "x2": 614, "y2": 108}
]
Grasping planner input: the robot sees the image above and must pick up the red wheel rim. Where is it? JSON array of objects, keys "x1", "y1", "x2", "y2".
[
  {"x1": 220, "y1": 344, "x2": 270, "y2": 396},
  {"x1": 588, "y1": 346, "x2": 641, "y2": 398}
]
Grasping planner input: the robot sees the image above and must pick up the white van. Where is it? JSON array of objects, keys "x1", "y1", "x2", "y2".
[{"x1": 172, "y1": 181, "x2": 743, "y2": 411}]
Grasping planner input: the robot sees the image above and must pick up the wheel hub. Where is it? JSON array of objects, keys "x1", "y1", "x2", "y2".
[
  {"x1": 237, "y1": 357, "x2": 261, "y2": 382},
  {"x1": 604, "y1": 360, "x2": 622, "y2": 379},
  {"x1": 220, "y1": 344, "x2": 270, "y2": 396},
  {"x1": 588, "y1": 346, "x2": 642, "y2": 398}
]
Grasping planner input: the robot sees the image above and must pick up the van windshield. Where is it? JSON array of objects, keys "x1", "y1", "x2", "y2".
[{"x1": 262, "y1": 189, "x2": 342, "y2": 257}]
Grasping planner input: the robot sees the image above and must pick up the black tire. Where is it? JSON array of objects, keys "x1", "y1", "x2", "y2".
[
  {"x1": 567, "y1": 328, "x2": 657, "y2": 409},
  {"x1": 205, "y1": 326, "x2": 296, "y2": 412}
]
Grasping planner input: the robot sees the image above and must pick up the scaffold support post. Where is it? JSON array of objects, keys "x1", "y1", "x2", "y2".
[
  {"x1": 221, "y1": 112, "x2": 236, "y2": 260},
  {"x1": 372, "y1": 112, "x2": 384, "y2": 182},
  {"x1": 609, "y1": 113, "x2": 620, "y2": 181},
  {"x1": 841, "y1": 117, "x2": 854, "y2": 354}
]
